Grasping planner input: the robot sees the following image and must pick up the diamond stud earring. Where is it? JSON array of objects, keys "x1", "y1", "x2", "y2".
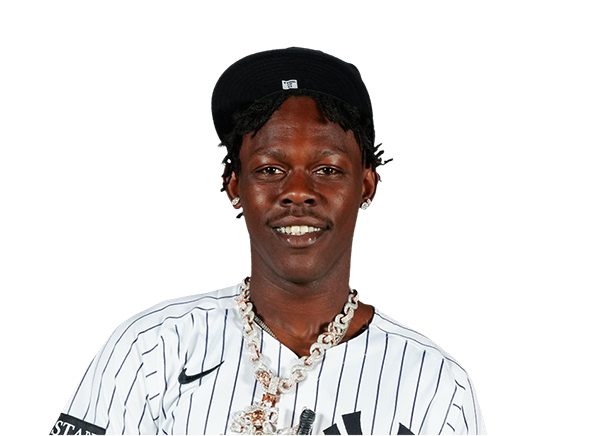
[
  {"x1": 231, "y1": 197, "x2": 240, "y2": 206},
  {"x1": 360, "y1": 199, "x2": 372, "y2": 210}
]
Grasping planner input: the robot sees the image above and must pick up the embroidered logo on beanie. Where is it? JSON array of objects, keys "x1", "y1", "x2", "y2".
[{"x1": 282, "y1": 79, "x2": 298, "y2": 90}]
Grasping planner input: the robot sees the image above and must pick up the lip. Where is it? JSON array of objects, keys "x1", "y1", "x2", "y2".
[{"x1": 269, "y1": 216, "x2": 329, "y2": 229}]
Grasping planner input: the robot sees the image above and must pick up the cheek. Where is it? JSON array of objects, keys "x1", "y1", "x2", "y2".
[
  {"x1": 327, "y1": 187, "x2": 361, "y2": 231},
  {"x1": 241, "y1": 182, "x2": 273, "y2": 210}
]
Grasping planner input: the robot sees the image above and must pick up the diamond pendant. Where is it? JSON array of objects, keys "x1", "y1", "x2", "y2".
[
  {"x1": 229, "y1": 401, "x2": 279, "y2": 434},
  {"x1": 229, "y1": 394, "x2": 298, "y2": 435}
]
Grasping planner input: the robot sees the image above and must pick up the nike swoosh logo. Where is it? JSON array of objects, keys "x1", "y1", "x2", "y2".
[{"x1": 178, "y1": 361, "x2": 224, "y2": 384}]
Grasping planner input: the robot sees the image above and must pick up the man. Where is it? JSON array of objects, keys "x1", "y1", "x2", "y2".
[{"x1": 52, "y1": 47, "x2": 485, "y2": 435}]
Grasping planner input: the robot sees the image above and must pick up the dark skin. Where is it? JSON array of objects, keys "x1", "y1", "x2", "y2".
[{"x1": 225, "y1": 96, "x2": 378, "y2": 357}]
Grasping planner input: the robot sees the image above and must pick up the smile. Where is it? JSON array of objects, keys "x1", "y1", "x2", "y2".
[{"x1": 275, "y1": 225, "x2": 323, "y2": 236}]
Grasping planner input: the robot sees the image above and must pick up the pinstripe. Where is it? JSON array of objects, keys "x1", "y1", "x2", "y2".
[
  {"x1": 467, "y1": 376, "x2": 478, "y2": 433},
  {"x1": 313, "y1": 353, "x2": 327, "y2": 412},
  {"x1": 105, "y1": 386, "x2": 117, "y2": 429},
  {"x1": 277, "y1": 342, "x2": 282, "y2": 377},
  {"x1": 161, "y1": 336, "x2": 167, "y2": 419},
  {"x1": 461, "y1": 404, "x2": 469, "y2": 433},
  {"x1": 69, "y1": 355, "x2": 95, "y2": 415},
  {"x1": 200, "y1": 311, "x2": 210, "y2": 386},
  {"x1": 225, "y1": 335, "x2": 245, "y2": 434},
  {"x1": 204, "y1": 309, "x2": 228, "y2": 434},
  {"x1": 177, "y1": 350, "x2": 188, "y2": 433},
  {"x1": 331, "y1": 341, "x2": 349, "y2": 425},
  {"x1": 185, "y1": 390, "x2": 193, "y2": 435},
  {"x1": 138, "y1": 396, "x2": 148, "y2": 434},
  {"x1": 175, "y1": 324, "x2": 180, "y2": 358},
  {"x1": 419, "y1": 359, "x2": 445, "y2": 434},
  {"x1": 72, "y1": 351, "x2": 99, "y2": 419},
  {"x1": 142, "y1": 343, "x2": 159, "y2": 355},
  {"x1": 171, "y1": 326, "x2": 188, "y2": 430},
  {"x1": 437, "y1": 385, "x2": 457, "y2": 435},
  {"x1": 290, "y1": 383, "x2": 299, "y2": 428},
  {"x1": 409, "y1": 350, "x2": 427, "y2": 428},
  {"x1": 124, "y1": 362, "x2": 145, "y2": 405},
  {"x1": 123, "y1": 362, "x2": 145, "y2": 433},
  {"x1": 80, "y1": 342, "x2": 111, "y2": 421},
  {"x1": 354, "y1": 327, "x2": 370, "y2": 412},
  {"x1": 389, "y1": 340, "x2": 408, "y2": 434},
  {"x1": 175, "y1": 326, "x2": 183, "y2": 416},
  {"x1": 371, "y1": 332, "x2": 389, "y2": 434},
  {"x1": 314, "y1": 354, "x2": 327, "y2": 415}
]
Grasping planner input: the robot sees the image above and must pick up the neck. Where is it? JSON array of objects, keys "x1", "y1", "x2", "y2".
[{"x1": 247, "y1": 269, "x2": 373, "y2": 356}]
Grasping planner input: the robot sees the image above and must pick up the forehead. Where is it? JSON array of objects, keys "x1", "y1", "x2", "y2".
[{"x1": 241, "y1": 96, "x2": 360, "y2": 158}]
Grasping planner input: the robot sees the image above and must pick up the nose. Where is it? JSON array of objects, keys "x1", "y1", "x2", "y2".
[{"x1": 279, "y1": 170, "x2": 318, "y2": 207}]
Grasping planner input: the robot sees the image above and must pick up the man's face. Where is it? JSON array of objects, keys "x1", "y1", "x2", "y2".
[{"x1": 227, "y1": 96, "x2": 377, "y2": 285}]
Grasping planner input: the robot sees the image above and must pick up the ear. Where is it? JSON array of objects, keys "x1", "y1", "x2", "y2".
[
  {"x1": 361, "y1": 167, "x2": 379, "y2": 204},
  {"x1": 224, "y1": 172, "x2": 242, "y2": 209}
]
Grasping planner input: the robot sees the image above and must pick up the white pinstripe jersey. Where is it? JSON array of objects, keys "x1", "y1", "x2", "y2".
[{"x1": 54, "y1": 284, "x2": 485, "y2": 435}]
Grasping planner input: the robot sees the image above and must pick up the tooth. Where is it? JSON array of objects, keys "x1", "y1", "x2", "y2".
[{"x1": 276, "y1": 225, "x2": 323, "y2": 235}]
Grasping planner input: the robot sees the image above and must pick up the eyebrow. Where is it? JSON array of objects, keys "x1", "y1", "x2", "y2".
[
  {"x1": 249, "y1": 146, "x2": 350, "y2": 160},
  {"x1": 250, "y1": 148, "x2": 288, "y2": 160}
]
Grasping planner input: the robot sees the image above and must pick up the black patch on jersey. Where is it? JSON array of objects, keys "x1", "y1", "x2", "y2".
[
  {"x1": 397, "y1": 421, "x2": 414, "y2": 435},
  {"x1": 323, "y1": 411, "x2": 415, "y2": 436},
  {"x1": 342, "y1": 411, "x2": 363, "y2": 434},
  {"x1": 323, "y1": 423, "x2": 341, "y2": 435},
  {"x1": 50, "y1": 413, "x2": 106, "y2": 435},
  {"x1": 324, "y1": 411, "x2": 362, "y2": 435},
  {"x1": 178, "y1": 361, "x2": 224, "y2": 384}
]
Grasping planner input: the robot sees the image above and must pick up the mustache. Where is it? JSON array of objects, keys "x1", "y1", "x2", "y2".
[{"x1": 266, "y1": 209, "x2": 334, "y2": 228}]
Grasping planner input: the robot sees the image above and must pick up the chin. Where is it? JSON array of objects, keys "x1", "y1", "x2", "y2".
[
  {"x1": 251, "y1": 239, "x2": 353, "y2": 286},
  {"x1": 271, "y1": 258, "x2": 342, "y2": 286}
]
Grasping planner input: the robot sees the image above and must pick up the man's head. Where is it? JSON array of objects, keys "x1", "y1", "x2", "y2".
[
  {"x1": 212, "y1": 47, "x2": 390, "y2": 193},
  {"x1": 212, "y1": 48, "x2": 389, "y2": 284}
]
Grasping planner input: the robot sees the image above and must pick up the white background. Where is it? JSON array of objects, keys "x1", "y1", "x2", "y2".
[{"x1": 0, "y1": 1, "x2": 600, "y2": 435}]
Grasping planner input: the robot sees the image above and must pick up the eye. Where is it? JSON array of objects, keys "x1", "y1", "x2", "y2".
[
  {"x1": 314, "y1": 167, "x2": 342, "y2": 176},
  {"x1": 257, "y1": 166, "x2": 284, "y2": 175}
]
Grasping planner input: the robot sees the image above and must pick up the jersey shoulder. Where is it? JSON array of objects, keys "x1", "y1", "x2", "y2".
[
  {"x1": 370, "y1": 308, "x2": 470, "y2": 380},
  {"x1": 54, "y1": 284, "x2": 242, "y2": 434},
  {"x1": 369, "y1": 309, "x2": 486, "y2": 434},
  {"x1": 109, "y1": 284, "x2": 240, "y2": 344}
]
